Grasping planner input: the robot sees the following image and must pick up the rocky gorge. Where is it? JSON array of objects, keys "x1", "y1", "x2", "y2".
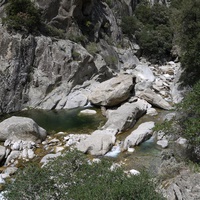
[{"x1": 0, "y1": 0, "x2": 199, "y2": 199}]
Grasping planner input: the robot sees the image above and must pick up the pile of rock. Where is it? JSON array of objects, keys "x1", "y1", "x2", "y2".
[{"x1": 0, "y1": 116, "x2": 47, "y2": 183}]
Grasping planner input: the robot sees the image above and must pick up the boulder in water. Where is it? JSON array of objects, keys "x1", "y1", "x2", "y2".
[
  {"x1": 103, "y1": 99, "x2": 150, "y2": 133},
  {"x1": 88, "y1": 74, "x2": 135, "y2": 107},
  {"x1": 76, "y1": 129, "x2": 117, "y2": 156},
  {"x1": 0, "y1": 116, "x2": 47, "y2": 142},
  {"x1": 123, "y1": 121, "x2": 155, "y2": 150}
]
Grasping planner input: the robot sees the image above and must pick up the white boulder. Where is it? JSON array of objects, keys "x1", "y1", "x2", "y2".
[{"x1": 123, "y1": 121, "x2": 155, "y2": 150}]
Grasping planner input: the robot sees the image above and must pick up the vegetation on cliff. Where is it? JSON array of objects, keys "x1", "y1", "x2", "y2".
[
  {"x1": 121, "y1": 1, "x2": 172, "y2": 63},
  {"x1": 176, "y1": 0, "x2": 200, "y2": 86},
  {"x1": 178, "y1": 80, "x2": 200, "y2": 161},
  {"x1": 2, "y1": 0, "x2": 41, "y2": 33}
]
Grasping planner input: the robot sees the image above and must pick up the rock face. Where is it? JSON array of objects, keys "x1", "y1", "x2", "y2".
[
  {"x1": 161, "y1": 170, "x2": 200, "y2": 200},
  {"x1": 0, "y1": 25, "x2": 99, "y2": 113},
  {"x1": 63, "y1": 90, "x2": 88, "y2": 109},
  {"x1": 0, "y1": 145, "x2": 6, "y2": 163},
  {"x1": 76, "y1": 129, "x2": 117, "y2": 156},
  {"x1": 35, "y1": 0, "x2": 121, "y2": 43},
  {"x1": 103, "y1": 99, "x2": 150, "y2": 133},
  {"x1": 137, "y1": 89, "x2": 172, "y2": 110},
  {"x1": 28, "y1": 37, "x2": 98, "y2": 110},
  {"x1": 89, "y1": 75, "x2": 135, "y2": 107},
  {"x1": 0, "y1": 116, "x2": 47, "y2": 142},
  {"x1": 0, "y1": 27, "x2": 36, "y2": 114},
  {"x1": 123, "y1": 121, "x2": 155, "y2": 150}
]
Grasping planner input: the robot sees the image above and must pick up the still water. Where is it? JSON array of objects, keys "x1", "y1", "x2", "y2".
[
  {"x1": 1, "y1": 107, "x2": 169, "y2": 174},
  {"x1": 0, "y1": 108, "x2": 106, "y2": 134}
]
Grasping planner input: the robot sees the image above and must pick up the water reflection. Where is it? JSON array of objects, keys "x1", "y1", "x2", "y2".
[{"x1": 0, "y1": 108, "x2": 106, "y2": 134}]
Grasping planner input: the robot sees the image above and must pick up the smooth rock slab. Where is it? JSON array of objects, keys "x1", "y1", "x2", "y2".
[
  {"x1": 157, "y1": 139, "x2": 168, "y2": 148},
  {"x1": 146, "y1": 108, "x2": 158, "y2": 116},
  {"x1": 64, "y1": 90, "x2": 88, "y2": 109},
  {"x1": 88, "y1": 74, "x2": 134, "y2": 107},
  {"x1": 76, "y1": 129, "x2": 117, "y2": 156},
  {"x1": 79, "y1": 109, "x2": 97, "y2": 115},
  {"x1": 40, "y1": 152, "x2": 62, "y2": 166},
  {"x1": 0, "y1": 116, "x2": 47, "y2": 142},
  {"x1": 3, "y1": 167, "x2": 18, "y2": 176},
  {"x1": 0, "y1": 145, "x2": 6, "y2": 163},
  {"x1": 5, "y1": 150, "x2": 21, "y2": 165},
  {"x1": 123, "y1": 121, "x2": 155, "y2": 150},
  {"x1": 129, "y1": 169, "x2": 140, "y2": 176},
  {"x1": 132, "y1": 64, "x2": 155, "y2": 82},
  {"x1": 137, "y1": 89, "x2": 172, "y2": 110},
  {"x1": 103, "y1": 99, "x2": 150, "y2": 133}
]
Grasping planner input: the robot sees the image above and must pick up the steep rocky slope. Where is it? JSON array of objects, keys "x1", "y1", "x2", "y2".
[{"x1": 0, "y1": 0, "x2": 143, "y2": 114}]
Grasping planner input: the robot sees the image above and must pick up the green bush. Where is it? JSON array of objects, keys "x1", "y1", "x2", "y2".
[
  {"x1": 5, "y1": 150, "x2": 164, "y2": 200},
  {"x1": 86, "y1": 42, "x2": 99, "y2": 55},
  {"x1": 178, "y1": 0, "x2": 200, "y2": 85},
  {"x1": 136, "y1": 24, "x2": 172, "y2": 61},
  {"x1": 121, "y1": 2, "x2": 173, "y2": 62},
  {"x1": 3, "y1": 0, "x2": 41, "y2": 33},
  {"x1": 121, "y1": 16, "x2": 139, "y2": 36},
  {"x1": 178, "y1": 81, "x2": 200, "y2": 155}
]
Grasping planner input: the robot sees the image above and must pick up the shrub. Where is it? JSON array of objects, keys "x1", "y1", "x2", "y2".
[
  {"x1": 86, "y1": 42, "x2": 99, "y2": 55},
  {"x1": 5, "y1": 150, "x2": 164, "y2": 200},
  {"x1": 178, "y1": 0, "x2": 200, "y2": 85},
  {"x1": 121, "y1": 16, "x2": 139, "y2": 36},
  {"x1": 3, "y1": 0, "x2": 41, "y2": 33},
  {"x1": 178, "y1": 81, "x2": 200, "y2": 160},
  {"x1": 136, "y1": 24, "x2": 172, "y2": 62},
  {"x1": 43, "y1": 25, "x2": 66, "y2": 39},
  {"x1": 121, "y1": 2, "x2": 173, "y2": 63},
  {"x1": 104, "y1": 55, "x2": 118, "y2": 67}
]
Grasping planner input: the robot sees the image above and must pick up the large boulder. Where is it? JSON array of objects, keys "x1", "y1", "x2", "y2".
[
  {"x1": 63, "y1": 90, "x2": 88, "y2": 109},
  {"x1": 132, "y1": 64, "x2": 155, "y2": 82},
  {"x1": 123, "y1": 121, "x2": 155, "y2": 150},
  {"x1": 103, "y1": 99, "x2": 150, "y2": 133},
  {"x1": 35, "y1": 0, "x2": 121, "y2": 43},
  {"x1": 0, "y1": 116, "x2": 47, "y2": 142},
  {"x1": 76, "y1": 129, "x2": 117, "y2": 156},
  {"x1": 0, "y1": 145, "x2": 6, "y2": 163},
  {"x1": 88, "y1": 74, "x2": 135, "y2": 107},
  {"x1": 170, "y1": 63, "x2": 188, "y2": 104},
  {"x1": 136, "y1": 89, "x2": 172, "y2": 110}
]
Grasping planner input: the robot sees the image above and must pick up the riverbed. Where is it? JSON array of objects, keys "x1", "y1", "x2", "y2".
[{"x1": 0, "y1": 107, "x2": 170, "y2": 175}]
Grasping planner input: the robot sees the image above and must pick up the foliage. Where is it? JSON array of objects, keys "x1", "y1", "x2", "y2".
[
  {"x1": 153, "y1": 119, "x2": 174, "y2": 134},
  {"x1": 178, "y1": 81, "x2": 200, "y2": 154},
  {"x1": 5, "y1": 150, "x2": 164, "y2": 200},
  {"x1": 3, "y1": 0, "x2": 41, "y2": 33},
  {"x1": 72, "y1": 50, "x2": 81, "y2": 61},
  {"x1": 178, "y1": 0, "x2": 200, "y2": 85},
  {"x1": 5, "y1": 163, "x2": 60, "y2": 199},
  {"x1": 104, "y1": 55, "x2": 118, "y2": 66},
  {"x1": 67, "y1": 33, "x2": 87, "y2": 44},
  {"x1": 86, "y1": 42, "x2": 99, "y2": 55},
  {"x1": 136, "y1": 24, "x2": 172, "y2": 62},
  {"x1": 105, "y1": 0, "x2": 114, "y2": 8},
  {"x1": 121, "y1": 2, "x2": 173, "y2": 62},
  {"x1": 43, "y1": 25, "x2": 66, "y2": 39},
  {"x1": 121, "y1": 16, "x2": 139, "y2": 36}
]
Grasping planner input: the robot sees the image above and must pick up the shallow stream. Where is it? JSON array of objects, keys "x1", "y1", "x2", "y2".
[{"x1": 0, "y1": 107, "x2": 170, "y2": 175}]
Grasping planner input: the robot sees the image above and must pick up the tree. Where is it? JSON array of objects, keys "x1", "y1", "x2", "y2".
[
  {"x1": 3, "y1": 0, "x2": 41, "y2": 33},
  {"x1": 134, "y1": 2, "x2": 172, "y2": 62},
  {"x1": 178, "y1": 80, "x2": 200, "y2": 161},
  {"x1": 171, "y1": 0, "x2": 200, "y2": 85}
]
